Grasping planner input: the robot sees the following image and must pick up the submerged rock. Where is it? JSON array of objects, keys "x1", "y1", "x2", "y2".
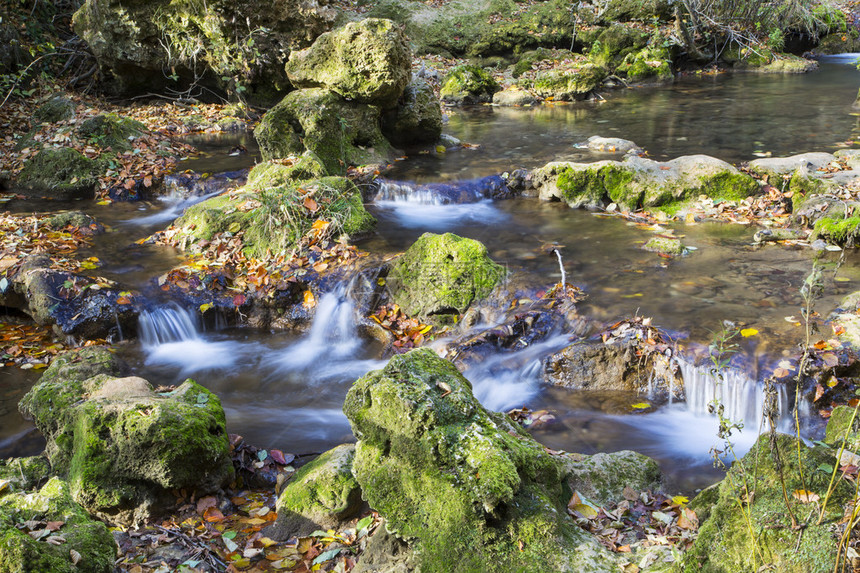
[
  {"x1": 440, "y1": 65, "x2": 500, "y2": 104},
  {"x1": 17, "y1": 147, "x2": 104, "y2": 200},
  {"x1": 343, "y1": 348, "x2": 620, "y2": 572},
  {"x1": 387, "y1": 232, "x2": 505, "y2": 320},
  {"x1": 532, "y1": 154, "x2": 758, "y2": 211},
  {"x1": 686, "y1": 433, "x2": 847, "y2": 572},
  {"x1": 255, "y1": 88, "x2": 395, "y2": 174},
  {"x1": 0, "y1": 477, "x2": 116, "y2": 573},
  {"x1": 269, "y1": 444, "x2": 362, "y2": 540},
  {"x1": 286, "y1": 18, "x2": 411, "y2": 109},
  {"x1": 19, "y1": 347, "x2": 234, "y2": 523}
]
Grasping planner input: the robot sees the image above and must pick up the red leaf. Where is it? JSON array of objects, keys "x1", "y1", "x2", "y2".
[{"x1": 233, "y1": 294, "x2": 246, "y2": 306}]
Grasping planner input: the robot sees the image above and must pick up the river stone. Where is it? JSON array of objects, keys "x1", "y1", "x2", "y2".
[
  {"x1": 381, "y1": 78, "x2": 443, "y2": 145},
  {"x1": 748, "y1": 152, "x2": 837, "y2": 179},
  {"x1": 559, "y1": 451, "x2": 663, "y2": 507},
  {"x1": 581, "y1": 135, "x2": 642, "y2": 154},
  {"x1": 343, "y1": 348, "x2": 620, "y2": 572},
  {"x1": 643, "y1": 235, "x2": 685, "y2": 255},
  {"x1": 532, "y1": 154, "x2": 758, "y2": 211},
  {"x1": 255, "y1": 88, "x2": 395, "y2": 174},
  {"x1": 0, "y1": 477, "x2": 117, "y2": 573},
  {"x1": 73, "y1": 0, "x2": 336, "y2": 105},
  {"x1": 686, "y1": 433, "x2": 848, "y2": 572},
  {"x1": 19, "y1": 347, "x2": 234, "y2": 524},
  {"x1": 835, "y1": 149, "x2": 860, "y2": 170},
  {"x1": 492, "y1": 88, "x2": 538, "y2": 106},
  {"x1": 286, "y1": 18, "x2": 411, "y2": 109},
  {"x1": 77, "y1": 113, "x2": 145, "y2": 151},
  {"x1": 16, "y1": 147, "x2": 104, "y2": 200},
  {"x1": 387, "y1": 232, "x2": 505, "y2": 319},
  {"x1": 439, "y1": 65, "x2": 500, "y2": 104},
  {"x1": 268, "y1": 444, "x2": 362, "y2": 540},
  {"x1": 543, "y1": 341, "x2": 683, "y2": 403},
  {"x1": 533, "y1": 63, "x2": 606, "y2": 101}
]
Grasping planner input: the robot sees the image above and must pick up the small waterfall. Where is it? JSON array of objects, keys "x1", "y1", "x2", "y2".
[
  {"x1": 138, "y1": 303, "x2": 200, "y2": 346},
  {"x1": 677, "y1": 357, "x2": 791, "y2": 431},
  {"x1": 553, "y1": 249, "x2": 566, "y2": 286},
  {"x1": 374, "y1": 181, "x2": 451, "y2": 205}
]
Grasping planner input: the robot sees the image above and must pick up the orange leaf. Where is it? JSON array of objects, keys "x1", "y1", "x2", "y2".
[
  {"x1": 204, "y1": 507, "x2": 225, "y2": 522},
  {"x1": 143, "y1": 175, "x2": 153, "y2": 188},
  {"x1": 303, "y1": 196, "x2": 319, "y2": 213}
]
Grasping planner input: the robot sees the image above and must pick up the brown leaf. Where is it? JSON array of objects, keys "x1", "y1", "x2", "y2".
[
  {"x1": 197, "y1": 495, "x2": 218, "y2": 515},
  {"x1": 622, "y1": 486, "x2": 639, "y2": 502},
  {"x1": 792, "y1": 489, "x2": 820, "y2": 503},
  {"x1": 303, "y1": 196, "x2": 319, "y2": 213},
  {"x1": 677, "y1": 507, "x2": 699, "y2": 530}
]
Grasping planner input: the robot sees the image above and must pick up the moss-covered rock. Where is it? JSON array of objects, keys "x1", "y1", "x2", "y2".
[
  {"x1": 73, "y1": 0, "x2": 336, "y2": 105},
  {"x1": 387, "y1": 232, "x2": 505, "y2": 319},
  {"x1": 286, "y1": 18, "x2": 411, "y2": 109},
  {"x1": 0, "y1": 456, "x2": 52, "y2": 494},
  {"x1": 813, "y1": 216, "x2": 860, "y2": 246},
  {"x1": 643, "y1": 236, "x2": 685, "y2": 255},
  {"x1": 532, "y1": 155, "x2": 758, "y2": 211},
  {"x1": 343, "y1": 348, "x2": 620, "y2": 573},
  {"x1": 381, "y1": 79, "x2": 443, "y2": 145},
  {"x1": 77, "y1": 113, "x2": 146, "y2": 151},
  {"x1": 31, "y1": 96, "x2": 75, "y2": 125},
  {"x1": 269, "y1": 444, "x2": 362, "y2": 539},
  {"x1": 559, "y1": 450, "x2": 663, "y2": 507},
  {"x1": 723, "y1": 46, "x2": 817, "y2": 74},
  {"x1": 255, "y1": 88, "x2": 395, "y2": 174},
  {"x1": 19, "y1": 348, "x2": 233, "y2": 523},
  {"x1": 685, "y1": 433, "x2": 848, "y2": 572},
  {"x1": 533, "y1": 63, "x2": 606, "y2": 101},
  {"x1": 814, "y1": 30, "x2": 860, "y2": 55},
  {"x1": 17, "y1": 147, "x2": 104, "y2": 200},
  {"x1": 586, "y1": 24, "x2": 650, "y2": 69},
  {"x1": 174, "y1": 173, "x2": 375, "y2": 258},
  {"x1": 616, "y1": 45, "x2": 673, "y2": 82},
  {"x1": 0, "y1": 477, "x2": 116, "y2": 573},
  {"x1": 439, "y1": 65, "x2": 500, "y2": 105}
]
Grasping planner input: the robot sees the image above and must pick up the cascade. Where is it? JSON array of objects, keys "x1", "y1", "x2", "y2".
[{"x1": 138, "y1": 303, "x2": 200, "y2": 346}]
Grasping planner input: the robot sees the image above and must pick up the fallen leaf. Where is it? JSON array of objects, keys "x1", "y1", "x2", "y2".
[
  {"x1": 740, "y1": 328, "x2": 758, "y2": 337},
  {"x1": 792, "y1": 490, "x2": 820, "y2": 503}
]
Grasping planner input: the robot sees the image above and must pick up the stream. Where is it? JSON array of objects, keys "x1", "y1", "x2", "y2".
[{"x1": 4, "y1": 58, "x2": 860, "y2": 493}]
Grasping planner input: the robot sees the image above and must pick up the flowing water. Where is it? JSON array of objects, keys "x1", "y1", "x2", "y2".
[{"x1": 7, "y1": 60, "x2": 860, "y2": 492}]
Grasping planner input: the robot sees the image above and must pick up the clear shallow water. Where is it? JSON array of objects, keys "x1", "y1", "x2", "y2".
[{"x1": 7, "y1": 62, "x2": 860, "y2": 492}]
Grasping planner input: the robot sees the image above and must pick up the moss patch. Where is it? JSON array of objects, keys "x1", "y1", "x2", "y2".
[
  {"x1": 813, "y1": 216, "x2": 860, "y2": 246},
  {"x1": 439, "y1": 65, "x2": 500, "y2": 104},
  {"x1": 17, "y1": 147, "x2": 105, "y2": 200},
  {"x1": 76, "y1": 113, "x2": 145, "y2": 151}
]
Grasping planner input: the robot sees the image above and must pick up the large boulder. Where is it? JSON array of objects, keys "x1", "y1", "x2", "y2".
[
  {"x1": 0, "y1": 477, "x2": 117, "y2": 573},
  {"x1": 343, "y1": 348, "x2": 620, "y2": 572},
  {"x1": 255, "y1": 88, "x2": 395, "y2": 174},
  {"x1": 19, "y1": 347, "x2": 234, "y2": 523},
  {"x1": 532, "y1": 63, "x2": 606, "y2": 101},
  {"x1": 285, "y1": 18, "x2": 411, "y2": 109},
  {"x1": 381, "y1": 78, "x2": 443, "y2": 145},
  {"x1": 268, "y1": 444, "x2": 362, "y2": 540},
  {"x1": 439, "y1": 65, "x2": 500, "y2": 105},
  {"x1": 531, "y1": 154, "x2": 759, "y2": 210},
  {"x1": 72, "y1": 0, "x2": 336, "y2": 105},
  {"x1": 685, "y1": 433, "x2": 848, "y2": 572},
  {"x1": 16, "y1": 148, "x2": 104, "y2": 200},
  {"x1": 387, "y1": 232, "x2": 505, "y2": 320},
  {"x1": 173, "y1": 172, "x2": 375, "y2": 258}
]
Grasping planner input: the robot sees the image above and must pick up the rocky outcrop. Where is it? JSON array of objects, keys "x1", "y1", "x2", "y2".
[
  {"x1": 73, "y1": 0, "x2": 336, "y2": 105},
  {"x1": 285, "y1": 18, "x2": 411, "y2": 109},
  {"x1": 19, "y1": 347, "x2": 234, "y2": 524},
  {"x1": 531, "y1": 154, "x2": 759, "y2": 211},
  {"x1": 343, "y1": 348, "x2": 622, "y2": 572},
  {"x1": 0, "y1": 477, "x2": 117, "y2": 573},
  {"x1": 386, "y1": 232, "x2": 505, "y2": 320}
]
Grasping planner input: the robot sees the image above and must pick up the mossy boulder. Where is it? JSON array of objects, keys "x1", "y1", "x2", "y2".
[
  {"x1": 685, "y1": 433, "x2": 848, "y2": 572},
  {"x1": 77, "y1": 113, "x2": 145, "y2": 151},
  {"x1": 643, "y1": 236, "x2": 685, "y2": 255},
  {"x1": 587, "y1": 24, "x2": 650, "y2": 68},
  {"x1": 812, "y1": 216, "x2": 860, "y2": 246},
  {"x1": 493, "y1": 88, "x2": 538, "y2": 106},
  {"x1": 343, "y1": 348, "x2": 620, "y2": 572},
  {"x1": 439, "y1": 65, "x2": 500, "y2": 105},
  {"x1": 73, "y1": 0, "x2": 336, "y2": 105},
  {"x1": 269, "y1": 444, "x2": 362, "y2": 539},
  {"x1": 17, "y1": 147, "x2": 104, "y2": 200},
  {"x1": 286, "y1": 18, "x2": 411, "y2": 109},
  {"x1": 174, "y1": 174, "x2": 375, "y2": 258},
  {"x1": 255, "y1": 88, "x2": 395, "y2": 174},
  {"x1": 814, "y1": 30, "x2": 860, "y2": 55},
  {"x1": 387, "y1": 232, "x2": 505, "y2": 319},
  {"x1": 722, "y1": 47, "x2": 817, "y2": 74},
  {"x1": 0, "y1": 477, "x2": 117, "y2": 573},
  {"x1": 559, "y1": 450, "x2": 663, "y2": 507},
  {"x1": 19, "y1": 348, "x2": 234, "y2": 523},
  {"x1": 616, "y1": 45, "x2": 673, "y2": 82},
  {"x1": 31, "y1": 96, "x2": 75, "y2": 125},
  {"x1": 532, "y1": 155, "x2": 758, "y2": 211},
  {"x1": 381, "y1": 79, "x2": 443, "y2": 145},
  {"x1": 0, "y1": 456, "x2": 53, "y2": 494},
  {"x1": 533, "y1": 63, "x2": 606, "y2": 101}
]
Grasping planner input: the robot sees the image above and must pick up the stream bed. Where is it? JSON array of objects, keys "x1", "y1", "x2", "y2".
[{"x1": 5, "y1": 59, "x2": 860, "y2": 493}]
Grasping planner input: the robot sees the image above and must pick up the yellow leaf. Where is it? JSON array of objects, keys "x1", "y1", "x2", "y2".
[
  {"x1": 435, "y1": 145, "x2": 446, "y2": 154},
  {"x1": 740, "y1": 328, "x2": 758, "y2": 337},
  {"x1": 96, "y1": 200, "x2": 112, "y2": 206},
  {"x1": 199, "y1": 303, "x2": 214, "y2": 313},
  {"x1": 672, "y1": 495, "x2": 689, "y2": 506},
  {"x1": 32, "y1": 363, "x2": 48, "y2": 370},
  {"x1": 630, "y1": 402, "x2": 651, "y2": 409},
  {"x1": 303, "y1": 290, "x2": 316, "y2": 309},
  {"x1": 792, "y1": 489, "x2": 820, "y2": 503},
  {"x1": 569, "y1": 503, "x2": 598, "y2": 519}
]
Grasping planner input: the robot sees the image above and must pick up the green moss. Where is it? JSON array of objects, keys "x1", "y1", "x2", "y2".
[
  {"x1": 616, "y1": 45, "x2": 673, "y2": 81},
  {"x1": 532, "y1": 63, "x2": 606, "y2": 101},
  {"x1": 701, "y1": 171, "x2": 760, "y2": 202},
  {"x1": 825, "y1": 405, "x2": 860, "y2": 449},
  {"x1": 588, "y1": 24, "x2": 649, "y2": 68},
  {"x1": 246, "y1": 157, "x2": 327, "y2": 189},
  {"x1": 32, "y1": 96, "x2": 75, "y2": 125},
  {"x1": 17, "y1": 147, "x2": 105, "y2": 200},
  {"x1": 643, "y1": 236, "x2": 684, "y2": 255},
  {"x1": 813, "y1": 216, "x2": 860, "y2": 245},
  {"x1": 440, "y1": 65, "x2": 500, "y2": 104},
  {"x1": 685, "y1": 434, "x2": 848, "y2": 572},
  {"x1": 387, "y1": 232, "x2": 505, "y2": 318},
  {"x1": 0, "y1": 456, "x2": 52, "y2": 493},
  {"x1": 255, "y1": 88, "x2": 394, "y2": 174},
  {"x1": 0, "y1": 477, "x2": 116, "y2": 573},
  {"x1": 556, "y1": 164, "x2": 640, "y2": 209},
  {"x1": 77, "y1": 113, "x2": 145, "y2": 151}
]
